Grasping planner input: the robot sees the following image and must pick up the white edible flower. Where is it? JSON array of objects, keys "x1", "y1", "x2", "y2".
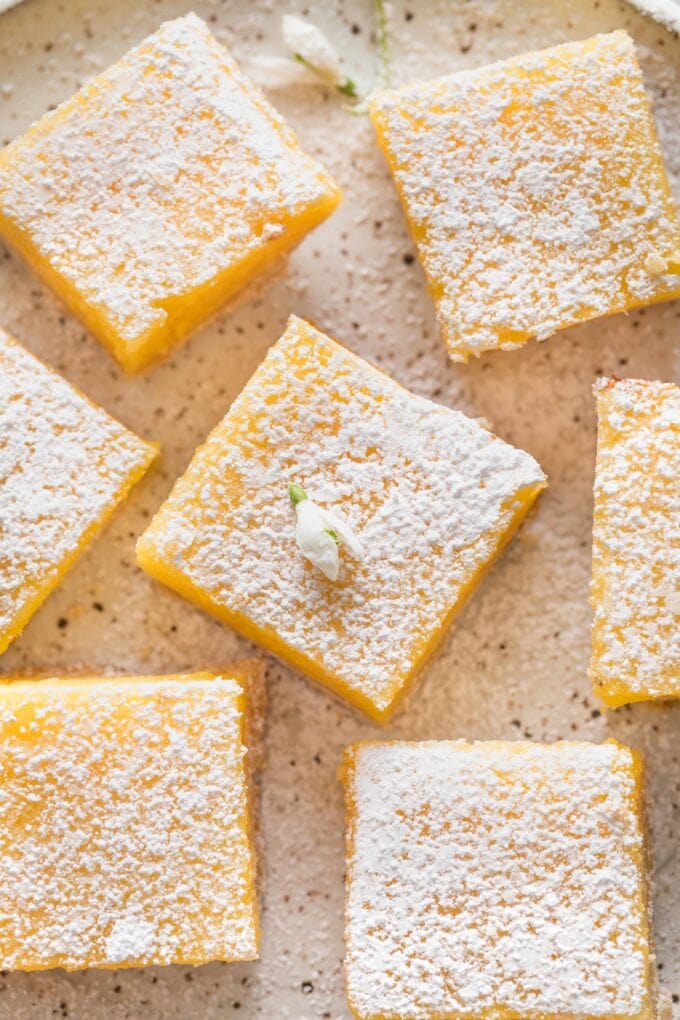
[
  {"x1": 282, "y1": 15, "x2": 357, "y2": 96},
  {"x1": 289, "y1": 483, "x2": 365, "y2": 581}
]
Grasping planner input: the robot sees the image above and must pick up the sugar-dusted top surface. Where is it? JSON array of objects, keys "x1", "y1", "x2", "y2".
[
  {"x1": 344, "y1": 739, "x2": 652, "y2": 1019},
  {"x1": 138, "y1": 316, "x2": 545, "y2": 715},
  {"x1": 0, "y1": 671, "x2": 259, "y2": 969},
  {"x1": 0, "y1": 330, "x2": 155, "y2": 646},
  {"x1": 370, "y1": 30, "x2": 680, "y2": 360},
  {"x1": 0, "y1": 13, "x2": 338, "y2": 346},
  {"x1": 591, "y1": 377, "x2": 680, "y2": 700}
]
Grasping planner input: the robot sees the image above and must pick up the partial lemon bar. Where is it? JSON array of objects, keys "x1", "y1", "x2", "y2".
[
  {"x1": 342, "y1": 739, "x2": 656, "y2": 1020},
  {"x1": 0, "y1": 329, "x2": 157, "y2": 655},
  {"x1": 0, "y1": 15, "x2": 341, "y2": 374},
  {"x1": 0, "y1": 664, "x2": 265, "y2": 971},
  {"x1": 590, "y1": 377, "x2": 679, "y2": 707},
  {"x1": 136, "y1": 315, "x2": 546, "y2": 722},
  {"x1": 370, "y1": 31, "x2": 680, "y2": 362}
]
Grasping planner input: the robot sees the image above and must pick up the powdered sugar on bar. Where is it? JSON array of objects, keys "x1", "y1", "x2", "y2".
[
  {"x1": 0, "y1": 330, "x2": 156, "y2": 652},
  {"x1": 370, "y1": 31, "x2": 680, "y2": 360},
  {"x1": 344, "y1": 740, "x2": 654, "y2": 1018},
  {"x1": 590, "y1": 376, "x2": 680, "y2": 704}
]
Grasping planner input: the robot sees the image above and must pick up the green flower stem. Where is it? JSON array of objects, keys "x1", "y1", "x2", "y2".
[
  {"x1": 338, "y1": 77, "x2": 358, "y2": 97},
  {"x1": 343, "y1": 0, "x2": 390, "y2": 115},
  {"x1": 374, "y1": 0, "x2": 390, "y2": 90}
]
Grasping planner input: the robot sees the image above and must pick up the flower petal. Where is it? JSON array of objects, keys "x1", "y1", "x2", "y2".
[
  {"x1": 322, "y1": 508, "x2": 365, "y2": 563},
  {"x1": 295, "y1": 499, "x2": 340, "y2": 580},
  {"x1": 281, "y1": 14, "x2": 342, "y2": 82}
]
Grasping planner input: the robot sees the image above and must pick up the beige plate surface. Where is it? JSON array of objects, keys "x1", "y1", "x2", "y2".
[{"x1": 0, "y1": 0, "x2": 679, "y2": 1017}]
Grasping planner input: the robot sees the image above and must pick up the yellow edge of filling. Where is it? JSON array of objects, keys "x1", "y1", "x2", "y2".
[
  {"x1": 592, "y1": 670, "x2": 680, "y2": 709},
  {"x1": 376, "y1": 481, "x2": 546, "y2": 723},
  {"x1": 340, "y1": 739, "x2": 657, "y2": 1020},
  {"x1": 0, "y1": 663, "x2": 265, "y2": 970},
  {"x1": 436, "y1": 284, "x2": 680, "y2": 365},
  {"x1": 0, "y1": 189, "x2": 341, "y2": 374},
  {"x1": 136, "y1": 480, "x2": 545, "y2": 725},
  {"x1": 0, "y1": 441, "x2": 158, "y2": 658}
]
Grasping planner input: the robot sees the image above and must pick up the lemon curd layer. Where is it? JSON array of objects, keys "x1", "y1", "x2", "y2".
[
  {"x1": 0, "y1": 328, "x2": 157, "y2": 655},
  {"x1": 343, "y1": 740, "x2": 656, "y2": 1020},
  {"x1": 0, "y1": 14, "x2": 341, "y2": 373},
  {"x1": 590, "y1": 377, "x2": 679, "y2": 707},
  {"x1": 137, "y1": 315, "x2": 545, "y2": 722},
  {"x1": 0, "y1": 665, "x2": 265, "y2": 971}
]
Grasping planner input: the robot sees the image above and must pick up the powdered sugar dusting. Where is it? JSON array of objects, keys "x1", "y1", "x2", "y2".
[
  {"x1": 0, "y1": 671, "x2": 262, "y2": 970},
  {"x1": 0, "y1": 329, "x2": 156, "y2": 653},
  {"x1": 105, "y1": 917, "x2": 156, "y2": 964},
  {"x1": 0, "y1": 13, "x2": 339, "y2": 359},
  {"x1": 344, "y1": 740, "x2": 654, "y2": 1019},
  {"x1": 137, "y1": 316, "x2": 545, "y2": 718},
  {"x1": 590, "y1": 376, "x2": 680, "y2": 703},
  {"x1": 370, "y1": 31, "x2": 680, "y2": 361}
]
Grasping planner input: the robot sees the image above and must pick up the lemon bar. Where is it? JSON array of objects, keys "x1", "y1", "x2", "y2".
[
  {"x1": 0, "y1": 15, "x2": 341, "y2": 373},
  {"x1": 590, "y1": 377, "x2": 679, "y2": 707},
  {"x1": 137, "y1": 315, "x2": 545, "y2": 722},
  {"x1": 0, "y1": 329, "x2": 157, "y2": 655},
  {"x1": 0, "y1": 664, "x2": 265, "y2": 971},
  {"x1": 343, "y1": 739, "x2": 656, "y2": 1020},
  {"x1": 370, "y1": 31, "x2": 680, "y2": 362}
]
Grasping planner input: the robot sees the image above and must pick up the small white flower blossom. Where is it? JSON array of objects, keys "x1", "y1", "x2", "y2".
[
  {"x1": 289, "y1": 483, "x2": 365, "y2": 581},
  {"x1": 282, "y1": 15, "x2": 357, "y2": 97},
  {"x1": 294, "y1": 500, "x2": 341, "y2": 581}
]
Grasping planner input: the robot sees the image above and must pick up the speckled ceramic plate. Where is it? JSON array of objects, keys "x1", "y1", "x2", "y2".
[{"x1": 0, "y1": 1, "x2": 679, "y2": 1018}]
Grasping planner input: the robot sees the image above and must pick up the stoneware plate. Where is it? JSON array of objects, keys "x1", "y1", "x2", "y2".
[{"x1": 0, "y1": 1, "x2": 679, "y2": 1017}]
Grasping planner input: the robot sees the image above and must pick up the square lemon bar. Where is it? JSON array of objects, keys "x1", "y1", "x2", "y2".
[
  {"x1": 0, "y1": 15, "x2": 340, "y2": 373},
  {"x1": 0, "y1": 664, "x2": 265, "y2": 970},
  {"x1": 0, "y1": 329, "x2": 157, "y2": 655},
  {"x1": 370, "y1": 31, "x2": 680, "y2": 362},
  {"x1": 343, "y1": 739, "x2": 656, "y2": 1020},
  {"x1": 591, "y1": 377, "x2": 679, "y2": 707},
  {"x1": 137, "y1": 316, "x2": 545, "y2": 722}
]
